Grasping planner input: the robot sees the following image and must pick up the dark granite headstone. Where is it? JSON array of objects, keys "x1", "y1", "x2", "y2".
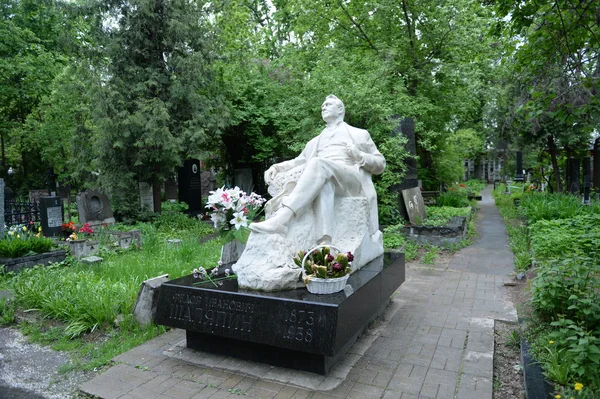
[
  {"x1": 401, "y1": 187, "x2": 427, "y2": 224},
  {"x1": 514, "y1": 151, "x2": 524, "y2": 182},
  {"x1": 567, "y1": 158, "x2": 580, "y2": 194},
  {"x1": 76, "y1": 189, "x2": 115, "y2": 227},
  {"x1": 164, "y1": 178, "x2": 178, "y2": 201},
  {"x1": 234, "y1": 168, "x2": 253, "y2": 194},
  {"x1": 583, "y1": 157, "x2": 591, "y2": 203},
  {"x1": 178, "y1": 159, "x2": 202, "y2": 213},
  {"x1": 155, "y1": 251, "x2": 405, "y2": 375},
  {"x1": 594, "y1": 138, "x2": 600, "y2": 189},
  {"x1": 40, "y1": 196, "x2": 63, "y2": 237},
  {"x1": 390, "y1": 117, "x2": 419, "y2": 222}
]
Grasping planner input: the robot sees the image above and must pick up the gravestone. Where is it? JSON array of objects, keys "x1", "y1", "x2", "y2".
[
  {"x1": 567, "y1": 158, "x2": 580, "y2": 194},
  {"x1": 594, "y1": 138, "x2": 600, "y2": 189},
  {"x1": 164, "y1": 178, "x2": 178, "y2": 201},
  {"x1": 0, "y1": 179, "x2": 4, "y2": 237},
  {"x1": 29, "y1": 189, "x2": 49, "y2": 204},
  {"x1": 583, "y1": 157, "x2": 591, "y2": 204},
  {"x1": 514, "y1": 151, "x2": 524, "y2": 182},
  {"x1": 401, "y1": 187, "x2": 427, "y2": 225},
  {"x1": 178, "y1": 159, "x2": 202, "y2": 214},
  {"x1": 234, "y1": 168, "x2": 253, "y2": 194},
  {"x1": 391, "y1": 117, "x2": 419, "y2": 222},
  {"x1": 201, "y1": 170, "x2": 218, "y2": 196},
  {"x1": 76, "y1": 189, "x2": 115, "y2": 227},
  {"x1": 155, "y1": 251, "x2": 405, "y2": 375},
  {"x1": 133, "y1": 274, "x2": 170, "y2": 327},
  {"x1": 40, "y1": 196, "x2": 63, "y2": 237},
  {"x1": 139, "y1": 182, "x2": 154, "y2": 212}
]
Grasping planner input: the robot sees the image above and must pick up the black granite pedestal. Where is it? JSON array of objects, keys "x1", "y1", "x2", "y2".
[{"x1": 154, "y1": 250, "x2": 405, "y2": 375}]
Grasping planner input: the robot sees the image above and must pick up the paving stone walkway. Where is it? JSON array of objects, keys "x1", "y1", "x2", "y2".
[{"x1": 81, "y1": 185, "x2": 518, "y2": 399}]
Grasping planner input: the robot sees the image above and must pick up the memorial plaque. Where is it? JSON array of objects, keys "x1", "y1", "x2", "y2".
[
  {"x1": 401, "y1": 187, "x2": 427, "y2": 225},
  {"x1": 40, "y1": 196, "x2": 63, "y2": 237},
  {"x1": 178, "y1": 159, "x2": 202, "y2": 213},
  {"x1": 155, "y1": 251, "x2": 405, "y2": 374}
]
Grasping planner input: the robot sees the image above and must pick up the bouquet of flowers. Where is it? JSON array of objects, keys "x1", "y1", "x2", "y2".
[
  {"x1": 62, "y1": 221, "x2": 76, "y2": 233},
  {"x1": 205, "y1": 186, "x2": 266, "y2": 244},
  {"x1": 294, "y1": 245, "x2": 353, "y2": 283}
]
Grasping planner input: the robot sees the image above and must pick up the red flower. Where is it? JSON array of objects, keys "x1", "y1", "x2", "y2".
[
  {"x1": 346, "y1": 252, "x2": 354, "y2": 262},
  {"x1": 332, "y1": 262, "x2": 343, "y2": 272}
]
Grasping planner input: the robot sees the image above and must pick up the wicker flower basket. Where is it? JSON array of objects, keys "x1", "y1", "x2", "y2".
[{"x1": 302, "y1": 245, "x2": 350, "y2": 294}]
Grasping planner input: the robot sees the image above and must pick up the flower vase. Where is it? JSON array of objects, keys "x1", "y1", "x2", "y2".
[{"x1": 220, "y1": 240, "x2": 246, "y2": 265}]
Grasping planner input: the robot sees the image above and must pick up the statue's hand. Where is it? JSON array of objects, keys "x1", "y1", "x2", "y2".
[
  {"x1": 346, "y1": 144, "x2": 363, "y2": 163},
  {"x1": 265, "y1": 165, "x2": 279, "y2": 184}
]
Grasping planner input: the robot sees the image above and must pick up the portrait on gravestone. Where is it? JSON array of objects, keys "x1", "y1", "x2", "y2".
[{"x1": 233, "y1": 95, "x2": 386, "y2": 291}]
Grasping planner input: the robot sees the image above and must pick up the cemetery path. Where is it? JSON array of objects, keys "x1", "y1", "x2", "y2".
[{"x1": 79, "y1": 185, "x2": 518, "y2": 399}]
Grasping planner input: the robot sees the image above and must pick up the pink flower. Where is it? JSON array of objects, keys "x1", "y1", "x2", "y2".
[
  {"x1": 332, "y1": 262, "x2": 343, "y2": 272},
  {"x1": 346, "y1": 252, "x2": 354, "y2": 262},
  {"x1": 325, "y1": 254, "x2": 335, "y2": 262}
]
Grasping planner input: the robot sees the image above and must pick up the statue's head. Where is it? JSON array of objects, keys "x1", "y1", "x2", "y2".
[{"x1": 321, "y1": 95, "x2": 345, "y2": 123}]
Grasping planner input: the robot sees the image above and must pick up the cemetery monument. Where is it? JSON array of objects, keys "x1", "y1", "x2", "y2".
[
  {"x1": 234, "y1": 95, "x2": 386, "y2": 291},
  {"x1": 155, "y1": 96, "x2": 405, "y2": 374}
]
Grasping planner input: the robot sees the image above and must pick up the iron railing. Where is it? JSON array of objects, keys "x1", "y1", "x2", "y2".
[{"x1": 4, "y1": 199, "x2": 41, "y2": 227}]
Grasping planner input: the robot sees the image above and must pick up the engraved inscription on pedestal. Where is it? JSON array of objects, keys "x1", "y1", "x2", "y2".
[{"x1": 168, "y1": 293, "x2": 254, "y2": 337}]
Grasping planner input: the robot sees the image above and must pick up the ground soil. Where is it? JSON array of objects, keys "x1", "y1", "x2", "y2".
[{"x1": 492, "y1": 275, "x2": 530, "y2": 399}]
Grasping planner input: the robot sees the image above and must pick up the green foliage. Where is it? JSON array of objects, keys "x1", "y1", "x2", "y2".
[
  {"x1": 464, "y1": 179, "x2": 486, "y2": 195},
  {"x1": 423, "y1": 206, "x2": 471, "y2": 227},
  {"x1": 435, "y1": 186, "x2": 470, "y2": 208},
  {"x1": 520, "y1": 193, "x2": 600, "y2": 224},
  {"x1": 530, "y1": 214, "x2": 600, "y2": 262},
  {"x1": 0, "y1": 297, "x2": 15, "y2": 325},
  {"x1": 0, "y1": 227, "x2": 55, "y2": 258},
  {"x1": 92, "y1": 0, "x2": 227, "y2": 216},
  {"x1": 421, "y1": 246, "x2": 439, "y2": 265},
  {"x1": 531, "y1": 257, "x2": 600, "y2": 330},
  {"x1": 161, "y1": 201, "x2": 189, "y2": 213},
  {"x1": 506, "y1": 224, "x2": 531, "y2": 271}
]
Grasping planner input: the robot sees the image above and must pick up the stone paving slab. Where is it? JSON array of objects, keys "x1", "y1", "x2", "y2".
[{"x1": 80, "y1": 186, "x2": 518, "y2": 399}]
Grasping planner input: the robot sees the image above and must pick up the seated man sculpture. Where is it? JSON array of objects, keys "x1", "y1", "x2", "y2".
[{"x1": 233, "y1": 95, "x2": 386, "y2": 291}]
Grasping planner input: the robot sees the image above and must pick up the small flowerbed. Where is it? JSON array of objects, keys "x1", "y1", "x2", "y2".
[
  {"x1": 493, "y1": 186, "x2": 600, "y2": 397},
  {"x1": 0, "y1": 223, "x2": 55, "y2": 259}
]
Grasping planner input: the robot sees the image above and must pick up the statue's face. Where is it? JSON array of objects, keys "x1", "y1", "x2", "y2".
[{"x1": 321, "y1": 99, "x2": 341, "y2": 122}]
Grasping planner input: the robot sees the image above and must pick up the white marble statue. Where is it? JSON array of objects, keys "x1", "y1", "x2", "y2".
[{"x1": 232, "y1": 95, "x2": 386, "y2": 291}]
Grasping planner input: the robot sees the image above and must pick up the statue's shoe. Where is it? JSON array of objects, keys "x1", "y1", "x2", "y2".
[{"x1": 248, "y1": 220, "x2": 288, "y2": 235}]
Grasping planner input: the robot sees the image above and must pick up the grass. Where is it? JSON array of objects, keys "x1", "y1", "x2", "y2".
[{"x1": 0, "y1": 212, "x2": 220, "y2": 369}]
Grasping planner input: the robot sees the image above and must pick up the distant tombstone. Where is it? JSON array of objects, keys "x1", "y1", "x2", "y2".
[
  {"x1": 40, "y1": 196, "x2": 63, "y2": 237},
  {"x1": 178, "y1": 159, "x2": 202, "y2": 213},
  {"x1": 594, "y1": 138, "x2": 600, "y2": 189},
  {"x1": 29, "y1": 189, "x2": 49, "y2": 204},
  {"x1": 164, "y1": 178, "x2": 178, "y2": 201},
  {"x1": 583, "y1": 157, "x2": 591, "y2": 204},
  {"x1": 201, "y1": 170, "x2": 218, "y2": 196},
  {"x1": 567, "y1": 158, "x2": 580, "y2": 194},
  {"x1": 139, "y1": 182, "x2": 154, "y2": 212},
  {"x1": 0, "y1": 179, "x2": 4, "y2": 236},
  {"x1": 514, "y1": 151, "x2": 524, "y2": 182},
  {"x1": 390, "y1": 117, "x2": 418, "y2": 222},
  {"x1": 76, "y1": 189, "x2": 115, "y2": 227},
  {"x1": 401, "y1": 187, "x2": 427, "y2": 225},
  {"x1": 234, "y1": 168, "x2": 253, "y2": 194}
]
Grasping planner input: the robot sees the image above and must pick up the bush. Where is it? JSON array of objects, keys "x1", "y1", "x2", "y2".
[
  {"x1": 435, "y1": 185, "x2": 470, "y2": 207},
  {"x1": 531, "y1": 256, "x2": 600, "y2": 330},
  {"x1": 530, "y1": 214, "x2": 600, "y2": 262},
  {"x1": 464, "y1": 179, "x2": 486, "y2": 195},
  {"x1": 520, "y1": 192, "x2": 600, "y2": 223},
  {"x1": 423, "y1": 206, "x2": 471, "y2": 226}
]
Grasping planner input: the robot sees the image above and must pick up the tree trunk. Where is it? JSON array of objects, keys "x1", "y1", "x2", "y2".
[{"x1": 548, "y1": 135, "x2": 563, "y2": 192}]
